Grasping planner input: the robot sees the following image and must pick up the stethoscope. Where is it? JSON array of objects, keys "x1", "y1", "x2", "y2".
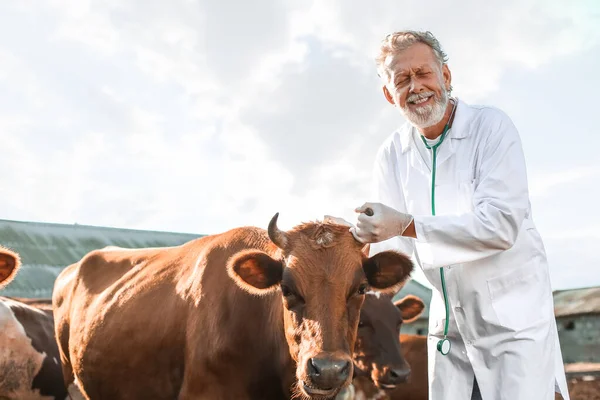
[
  {"x1": 363, "y1": 97, "x2": 458, "y2": 356},
  {"x1": 419, "y1": 97, "x2": 458, "y2": 356}
]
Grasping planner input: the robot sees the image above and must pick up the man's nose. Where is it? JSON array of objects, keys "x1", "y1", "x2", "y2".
[{"x1": 409, "y1": 77, "x2": 424, "y2": 93}]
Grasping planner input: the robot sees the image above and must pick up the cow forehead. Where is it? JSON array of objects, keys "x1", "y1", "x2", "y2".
[
  {"x1": 362, "y1": 294, "x2": 401, "y2": 323},
  {"x1": 286, "y1": 221, "x2": 362, "y2": 251},
  {"x1": 283, "y1": 253, "x2": 365, "y2": 293}
]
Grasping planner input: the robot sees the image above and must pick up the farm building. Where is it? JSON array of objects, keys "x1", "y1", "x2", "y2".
[
  {"x1": 0, "y1": 218, "x2": 203, "y2": 298},
  {"x1": 553, "y1": 286, "x2": 600, "y2": 364}
]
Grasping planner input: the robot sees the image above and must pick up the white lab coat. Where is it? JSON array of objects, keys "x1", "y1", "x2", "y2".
[{"x1": 369, "y1": 99, "x2": 570, "y2": 400}]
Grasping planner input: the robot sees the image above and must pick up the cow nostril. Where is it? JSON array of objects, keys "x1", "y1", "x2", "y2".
[
  {"x1": 307, "y1": 357, "x2": 351, "y2": 383},
  {"x1": 308, "y1": 358, "x2": 321, "y2": 376},
  {"x1": 389, "y1": 367, "x2": 411, "y2": 382},
  {"x1": 340, "y1": 361, "x2": 350, "y2": 375}
]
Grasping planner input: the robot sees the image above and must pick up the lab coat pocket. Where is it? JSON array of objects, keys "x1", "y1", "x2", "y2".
[{"x1": 486, "y1": 261, "x2": 547, "y2": 332}]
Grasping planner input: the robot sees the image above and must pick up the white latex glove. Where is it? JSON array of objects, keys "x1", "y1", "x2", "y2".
[{"x1": 350, "y1": 202, "x2": 413, "y2": 244}]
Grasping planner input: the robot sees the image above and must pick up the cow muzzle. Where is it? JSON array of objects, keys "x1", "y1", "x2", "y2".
[
  {"x1": 373, "y1": 364, "x2": 411, "y2": 390},
  {"x1": 302, "y1": 354, "x2": 352, "y2": 397}
]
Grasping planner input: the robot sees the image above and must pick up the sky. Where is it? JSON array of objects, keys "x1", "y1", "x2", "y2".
[{"x1": 0, "y1": 0, "x2": 598, "y2": 291}]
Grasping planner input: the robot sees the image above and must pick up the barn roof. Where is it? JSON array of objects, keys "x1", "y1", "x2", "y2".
[
  {"x1": 553, "y1": 286, "x2": 600, "y2": 317},
  {"x1": 0, "y1": 219, "x2": 203, "y2": 298}
]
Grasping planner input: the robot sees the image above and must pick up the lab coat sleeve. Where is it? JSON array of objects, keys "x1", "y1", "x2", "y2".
[
  {"x1": 413, "y1": 110, "x2": 530, "y2": 268},
  {"x1": 368, "y1": 140, "x2": 416, "y2": 260}
]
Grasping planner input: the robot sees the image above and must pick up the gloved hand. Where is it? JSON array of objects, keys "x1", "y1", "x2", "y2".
[{"x1": 350, "y1": 202, "x2": 414, "y2": 244}]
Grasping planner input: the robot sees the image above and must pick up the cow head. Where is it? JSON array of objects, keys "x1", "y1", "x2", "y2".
[
  {"x1": 353, "y1": 293, "x2": 424, "y2": 391},
  {"x1": 0, "y1": 246, "x2": 20, "y2": 290},
  {"x1": 228, "y1": 213, "x2": 413, "y2": 399}
]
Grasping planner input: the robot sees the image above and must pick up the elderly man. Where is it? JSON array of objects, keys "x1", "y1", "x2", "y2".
[{"x1": 346, "y1": 31, "x2": 569, "y2": 400}]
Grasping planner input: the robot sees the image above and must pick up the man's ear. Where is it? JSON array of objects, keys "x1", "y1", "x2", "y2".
[
  {"x1": 227, "y1": 250, "x2": 283, "y2": 295},
  {"x1": 363, "y1": 250, "x2": 413, "y2": 293},
  {"x1": 394, "y1": 295, "x2": 425, "y2": 323},
  {"x1": 382, "y1": 85, "x2": 395, "y2": 106},
  {"x1": 0, "y1": 247, "x2": 20, "y2": 290},
  {"x1": 442, "y1": 64, "x2": 452, "y2": 92}
]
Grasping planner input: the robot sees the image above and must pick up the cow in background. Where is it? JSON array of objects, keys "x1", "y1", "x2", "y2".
[
  {"x1": 336, "y1": 292, "x2": 426, "y2": 400},
  {"x1": 53, "y1": 214, "x2": 415, "y2": 399},
  {"x1": 0, "y1": 246, "x2": 69, "y2": 400}
]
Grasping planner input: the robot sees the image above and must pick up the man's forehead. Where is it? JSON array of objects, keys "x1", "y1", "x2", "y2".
[{"x1": 384, "y1": 44, "x2": 438, "y2": 74}]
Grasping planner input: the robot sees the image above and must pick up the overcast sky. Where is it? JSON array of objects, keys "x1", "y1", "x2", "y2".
[{"x1": 1, "y1": 0, "x2": 598, "y2": 290}]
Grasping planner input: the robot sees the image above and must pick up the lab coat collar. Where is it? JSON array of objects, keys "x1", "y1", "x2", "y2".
[{"x1": 399, "y1": 97, "x2": 472, "y2": 154}]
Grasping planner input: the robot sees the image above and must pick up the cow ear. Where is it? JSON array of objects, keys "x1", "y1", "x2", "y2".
[
  {"x1": 0, "y1": 247, "x2": 20, "y2": 289},
  {"x1": 228, "y1": 250, "x2": 283, "y2": 295},
  {"x1": 362, "y1": 251, "x2": 413, "y2": 294},
  {"x1": 394, "y1": 295, "x2": 425, "y2": 323}
]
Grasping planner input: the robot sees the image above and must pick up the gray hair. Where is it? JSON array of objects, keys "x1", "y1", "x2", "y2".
[{"x1": 375, "y1": 30, "x2": 449, "y2": 81}]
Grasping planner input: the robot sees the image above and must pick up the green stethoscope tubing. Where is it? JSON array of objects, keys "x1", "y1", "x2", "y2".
[{"x1": 419, "y1": 101, "x2": 457, "y2": 356}]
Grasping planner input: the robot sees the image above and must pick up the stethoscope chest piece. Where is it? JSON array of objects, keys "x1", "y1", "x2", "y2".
[{"x1": 437, "y1": 338, "x2": 451, "y2": 355}]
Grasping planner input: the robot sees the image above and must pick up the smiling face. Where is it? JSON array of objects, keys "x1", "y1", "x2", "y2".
[
  {"x1": 228, "y1": 214, "x2": 414, "y2": 399},
  {"x1": 381, "y1": 42, "x2": 452, "y2": 129}
]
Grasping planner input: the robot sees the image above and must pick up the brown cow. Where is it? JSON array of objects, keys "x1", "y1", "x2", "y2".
[
  {"x1": 348, "y1": 335, "x2": 428, "y2": 400},
  {"x1": 52, "y1": 214, "x2": 414, "y2": 399},
  {"x1": 337, "y1": 293, "x2": 425, "y2": 400},
  {"x1": 354, "y1": 294, "x2": 425, "y2": 389},
  {"x1": 0, "y1": 246, "x2": 68, "y2": 400}
]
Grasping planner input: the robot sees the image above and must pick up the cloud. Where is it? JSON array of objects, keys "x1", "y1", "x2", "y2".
[
  {"x1": 529, "y1": 166, "x2": 600, "y2": 198},
  {"x1": 297, "y1": 0, "x2": 600, "y2": 100},
  {"x1": 0, "y1": 0, "x2": 598, "y2": 290}
]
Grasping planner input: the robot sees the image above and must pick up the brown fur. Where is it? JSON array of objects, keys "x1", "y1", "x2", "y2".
[
  {"x1": 388, "y1": 335, "x2": 428, "y2": 400},
  {"x1": 52, "y1": 218, "x2": 413, "y2": 400},
  {"x1": 345, "y1": 339, "x2": 427, "y2": 400},
  {"x1": 352, "y1": 294, "x2": 425, "y2": 395}
]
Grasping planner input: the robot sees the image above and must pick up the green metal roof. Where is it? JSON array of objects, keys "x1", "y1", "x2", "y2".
[{"x1": 0, "y1": 219, "x2": 203, "y2": 298}]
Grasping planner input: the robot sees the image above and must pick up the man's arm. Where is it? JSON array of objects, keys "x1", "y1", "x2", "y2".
[
  {"x1": 411, "y1": 110, "x2": 530, "y2": 269},
  {"x1": 367, "y1": 140, "x2": 416, "y2": 259}
]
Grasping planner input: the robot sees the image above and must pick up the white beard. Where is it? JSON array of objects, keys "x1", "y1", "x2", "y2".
[{"x1": 399, "y1": 84, "x2": 449, "y2": 129}]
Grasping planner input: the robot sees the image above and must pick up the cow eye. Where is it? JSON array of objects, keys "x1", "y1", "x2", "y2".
[
  {"x1": 357, "y1": 283, "x2": 368, "y2": 295},
  {"x1": 358, "y1": 320, "x2": 366, "y2": 328},
  {"x1": 280, "y1": 285, "x2": 305, "y2": 309},
  {"x1": 281, "y1": 285, "x2": 292, "y2": 297}
]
